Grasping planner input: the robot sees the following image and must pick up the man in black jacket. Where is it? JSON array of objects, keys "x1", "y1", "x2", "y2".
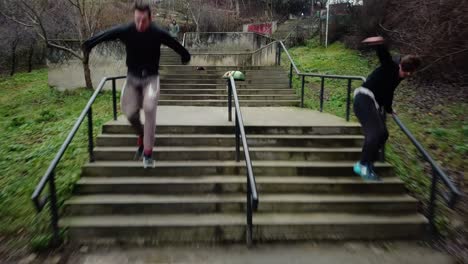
[
  {"x1": 82, "y1": 1, "x2": 191, "y2": 168},
  {"x1": 353, "y1": 36, "x2": 421, "y2": 180}
]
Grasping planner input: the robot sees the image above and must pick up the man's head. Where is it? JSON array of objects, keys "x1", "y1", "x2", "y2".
[
  {"x1": 134, "y1": 1, "x2": 151, "y2": 32},
  {"x1": 172, "y1": 19, "x2": 176, "y2": 25},
  {"x1": 399, "y1": 55, "x2": 421, "y2": 78}
]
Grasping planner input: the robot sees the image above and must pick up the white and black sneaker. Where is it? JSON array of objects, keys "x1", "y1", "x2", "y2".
[{"x1": 143, "y1": 155, "x2": 155, "y2": 169}]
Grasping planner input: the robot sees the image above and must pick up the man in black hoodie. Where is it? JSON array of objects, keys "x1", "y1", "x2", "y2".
[
  {"x1": 353, "y1": 36, "x2": 421, "y2": 180},
  {"x1": 82, "y1": 1, "x2": 191, "y2": 168}
]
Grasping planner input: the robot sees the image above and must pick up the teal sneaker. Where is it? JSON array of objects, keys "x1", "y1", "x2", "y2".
[{"x1": 354, "y1": 162, "x2": 381, "y2": 181}]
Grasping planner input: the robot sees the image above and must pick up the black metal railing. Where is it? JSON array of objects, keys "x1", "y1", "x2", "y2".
[
  {"x1": 276, "y1": 41, "x2": 365, "y2": 121},
  {"x1": 392, "y1": 114, "x2": 462, "y2": 234},
  {"x1": 275, "y1": 40, "x2": 462, "y2": 234},
  {"x1": 226, "y1": 76, "x2": 259, "y2": 247},
  {"x1": 31, "y1": 75, "x2": 125, "y2": 245}
]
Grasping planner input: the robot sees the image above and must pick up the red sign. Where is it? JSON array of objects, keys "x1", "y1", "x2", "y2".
[{"x1": 247, "y1": 23, "x2": 273, "y2": 35}]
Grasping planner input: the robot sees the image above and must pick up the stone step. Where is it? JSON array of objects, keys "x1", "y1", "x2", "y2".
[
  {"x1": 82, "y1": 161, "x2": 394, "y2": 177},
  {"x1": 92, "y1": 146, "x2": 361, "y2": 161},
  {"x1": 160, "y1": 79, "x2": 289, "y2": 85},
  {"x1": 61, "y1": 213, "x2": 427, "y2": 243},
  {"x1": 96, "y1": 134, "x2": 364, "y2": 148},
  {"x1": 102, "y1": 124, "x2": 363, "y2": 136},
  {"x1": 160, "y1": 84, "x2": 290, "y2": 89},
  {"x1": 160, "y1": 69, "x2": 288, "y2": 73},
  {"x1": 75, "y1": 176, "x2": 406, "y2": 195},
  {"x1": 159, "y1": 94, "x2": 298, "y2": 101},
  {"x1": 159, "y1": 89, "x2": 295, "y2": 95},
  {"x1": 160, "y1": 74, "x2": 287, "y2": 80},
  {"x1": 65, "y1": 193, "x2": 417, "y2": 215},
  {"x1": 158, "y1": 100, "x2": 300, "y2": 107},
  {"x1": 159, "y1": 66, "x2": 284, "y2": 71}
]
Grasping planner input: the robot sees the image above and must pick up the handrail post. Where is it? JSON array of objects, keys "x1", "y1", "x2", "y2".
[
  {"x1": 319, "y1": 77, "x2": 325, "y2": 112},
  {"x1": 278, "y1": 44, "x2": 282, "y2": 65},
  {"x1": 112, "y1": 79, "x2": 117, "y2": 121},
  {"x1": 49, "y1": 171, "x2": 61, "y2": 246},
  {"x1": 346, "y1": 79, "x2": 352, "y2": 121},
  {"x1": 227, "y1": 80, "x2": 232, "y2": 122},
  {"x1": 235, "y1": 114, "x2": 240, "y2": 162},
  {"x1": 87, "y1": 107, "x2": 95, "y2": 162},
  {"x1": 428, "y1": 168, "x2": 438, "y2": 235},
  {"x1": 246, "y1": 180, "x2": 253, "y2": 247},
  {"x1": 289, "y1": 63, "x2": 293, "y2": 89},
  {"x1": 301, "y1": 75, "x2": 305, "y2": 108},
  {"x1": 379, "y1": 109, "x2": 387, "y2": 162}
]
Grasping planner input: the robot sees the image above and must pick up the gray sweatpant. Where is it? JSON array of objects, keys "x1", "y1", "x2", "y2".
[{"x1": 121, "y1": 73, "x2": 160, "y2": 153}]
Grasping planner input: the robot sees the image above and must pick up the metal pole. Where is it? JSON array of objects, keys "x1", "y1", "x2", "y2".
[
  {"x1": 246, "y1": 180, "x2": 253, "y2": 247},
  {"x1": 235, "y1": 113, "x2": 240, "y2": 162},
  {"x1": 428, "y1": 168, "x2": 438, "y2": 235},
  {"x1": 112, "y1": 79, "x2": 117, "y2": 121},
  {"x1": 320, "y1": 77, "x2": 325, "y2": 112},
  {"x1": 48, "y1": 171, "x2": 61, "y2": 246},
  {"x1": 379, "y1": 109, "x2": 387, "y2": 162},
  {"x1": 325, "y1": 0, "x2": 330, "y2": 48},
  {"x1": 278, "y1": 44, "x2": 282, "y2": 65},
  {"x1": 289, "y1": 63, "x2": 293, "y2": 89},
  {"x1": 87, "y1": 107, "x2": 95, "y2": 162},
  {"x1": 227, "y1": 80, "x2": 232, "y2": 122},
  {"x1": 346, "y1": 79, "x2": 351, "y2": 121},
  {"x1": 301, "y1": 75, "x2": 305, "y2": 108}
]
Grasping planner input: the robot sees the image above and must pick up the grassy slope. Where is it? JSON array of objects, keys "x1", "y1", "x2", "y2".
[
  {"x1": 283, "y1": 39, "x2": 467, "y2": 229},
  {"x1": 0, "y1": 69, "x2": 118, "y2": 251}
]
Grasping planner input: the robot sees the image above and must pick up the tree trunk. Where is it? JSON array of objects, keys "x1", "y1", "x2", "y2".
[
  {"x1": 83, "y1": 51, "x2": 93, "y2": 89},
  {"x1": 28, "y1": 44, "x2": 34, "y2": 72},
  {"x1": 10, "y1": 43, "x2": 17, "y2": 76},
  {"x1": 235, "y1": 0, "x2": 240, "y2": 16}
]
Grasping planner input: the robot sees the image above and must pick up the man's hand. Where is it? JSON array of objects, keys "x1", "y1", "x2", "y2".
[
  {"x1": 362, "y1": 36, "x2": 384, "y2": 46},
  {"x1": 181, "y1": 55, "x2": 191, "y2": 65}
]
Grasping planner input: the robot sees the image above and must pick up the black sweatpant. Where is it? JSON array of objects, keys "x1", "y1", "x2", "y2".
[{"x1": 353, "y1": 93, "x2": 389, "y2": 164}]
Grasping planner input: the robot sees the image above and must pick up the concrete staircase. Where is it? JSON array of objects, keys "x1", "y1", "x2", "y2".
[
  {"x1": 61, "y1": 108, "x2": 427, "y2": 243},
  {"x1": 159, "y1": 48, "x2": 300, "y2": 107},
  {"x1": 159, "y1": 65, "x2": 300, "y2": 107},
  {"x1": 59, "y1": 47, "x2": 427, "y2": 244}
]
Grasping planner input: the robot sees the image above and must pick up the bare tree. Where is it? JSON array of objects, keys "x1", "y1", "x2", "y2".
[{"x1": 0, "y1": 0, "x2": 109, "y2": 89}]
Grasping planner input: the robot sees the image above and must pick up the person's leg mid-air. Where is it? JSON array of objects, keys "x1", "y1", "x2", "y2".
[
  {"x1": 121, "y1": 74, "x2": 145, "y2": 161},
  {"x1": 353, "y1": 90, "x2": 386, "y2": 181},
  {"x1": 141, "y1": 75, "x2": 160, "y2": 169}
]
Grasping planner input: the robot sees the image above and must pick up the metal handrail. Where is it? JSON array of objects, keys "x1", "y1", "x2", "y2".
[
  {"x1": 31, "y1": 75, "x2": 125, "y2": 245},
  {"x1": 393, "y1": 114, "x2": 461, "y2": 206},
  {"x1": 277, "y1": 40, "x2": 462, "y2": 234},
  {"x1": 277, "y1": 40, "x2": 365, "y2": 121},
  {"x1": 226, "y1": 76, "x2": 259, "y2": 247}
]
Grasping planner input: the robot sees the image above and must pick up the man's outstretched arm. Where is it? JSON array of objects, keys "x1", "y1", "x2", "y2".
[
  {"x1": 160, "y1": 30, "x2": 191, "y2": 64},
  {"x1": 362, "y1": 36, "x2": 393, "y2": 67},
  {"x1": 82, "y1": 24, "x2": 126, "y2": 53}
]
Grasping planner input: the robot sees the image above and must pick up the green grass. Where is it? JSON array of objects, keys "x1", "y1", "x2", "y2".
[
  {"x1": 0, "y1": 69, "x2": 119, "y2": 251},
  {"x1": 283, "y1": 39, "x2": 467, "y2": 231}
]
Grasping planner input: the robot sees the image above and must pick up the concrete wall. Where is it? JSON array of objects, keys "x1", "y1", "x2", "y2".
[
  {"x1": 48, "y1": 42, "x2": 127, "y2": 91},
  {"x1": 251, "y1": 42, "x2": 278, "y2": 66},
  {"x1": 183, "y1": 32, "x2": 273, "y2": 52},
  {"x1": 190, "y1": 52, "x2": 252, "y2": 66}
]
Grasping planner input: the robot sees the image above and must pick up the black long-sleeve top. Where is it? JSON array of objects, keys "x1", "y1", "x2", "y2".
[
  {"x1": 362, "y1": 45, "x2": 402, "y2": 113},
  {"x1": 82, "y1": 23, "x2": 191, "y2": 78}
]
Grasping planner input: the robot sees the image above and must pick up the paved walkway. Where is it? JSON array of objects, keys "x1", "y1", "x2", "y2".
[{"x1": 67, "y1": 242, "x2": 453, "y2": 264}]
